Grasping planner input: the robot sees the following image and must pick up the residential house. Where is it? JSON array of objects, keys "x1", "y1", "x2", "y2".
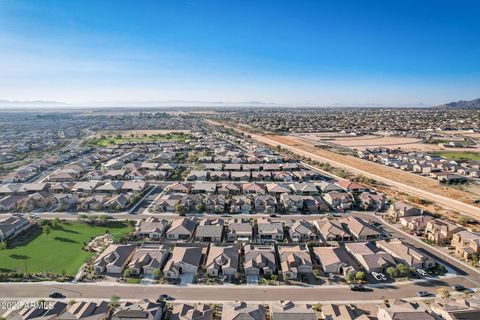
[
  {"x1": 376, "y1": 239, "x2": 435, "y2": 269},
  {"x1": 357, "y1": 192, "x2": 387, "y2": 211},
  {"x1": 425, "y1": 219, "x2": 464, "y2": 245},
  {"x1": 128, "y1": 244, "x2": 169, "y2": 276},
  {"x1": 56, "y1": 301, "x2": 109, "y2": 320},
  {"x1": 278, "y1": 245, "x2": 313, "y2": 279},
  {"x1": 257, "y1": 218, "x2": 284, "y2": 242},
  {"x1": 242, "y1": 183, "x2": 266, "y2": 195},
  {"x1": 205, "y1": 245, "x2": 239, "y2": 277},
  {"x1": 7, "y1": 301, "x2": 68, "y2": 320},
  {"x1": 451, "y1": 230, "x2": 480, "y2": 261},
  {"x1": 388, "y1": 202, "x2": 422, "y2": 221},
  {"x1": 288, "y1": 220, "x2": 318, "y2": 242},
  {"x1": 345, "y1": 242, "x2": 395, "y2": 273},
  {"x1": 163, "y1": 246, "x2": 204, "y2": 280},
  {"x1": 323, "y1": 191, "x2": 352, "y2": 210},
  {"x1": 253, "y1": 195, "x2": 277, "y2": 214},
  {"x1": 112, "y1": 300, "x2": 166, "y2": 320},
  {"x1": 430, "y1": 297, "x2": 480, "y2": 320},
  {"x1": 136, "y1": 217, "x2": 169, "y2": 239},
  {"x1": 269, "y1": 301, "x2": 316, "y2": 320},
  {"x1": 166, "y1": 218, "x2": 197, "y2": 241},
  {"x1": 0, "y1": 214, "x2": 29, "y2": 242},
  {"x1": 316, "y1": 219, "x2": 352, "y2": 242},
  {"x1": 230, "y1": 196, "x2": 252, "y2": 214},
  {"x1": 399, "y1": 215, "x2": 435, "y2": 233},
  {"x1": 195, "y1": 218, "x2": 224, "y2": 242},
  {"x1": 222, "y1": 302, "x2": 265, "y2": 320},
  {"x1": 340, "y1": 217, "x2": 381, "y2": 241},
  {"x1": 312, "y1": 246, "x2": 353, "y2": 274},
  {"x1": 377, "y1": 299, "x2": 434, "y2": 320},
  {"x1": 279, "y1": 194, "x2": 304, "y2": 214},
  {"x1": 321, "y1": 304, "x2": 370, "y2": 320},
  {"x1": 302, "y1": 196, "x2": 329, "y2": 214},
  {"x1": 169, "y1": 304, "x2": 213, "y2": 320},
  {"x1": 94, "y1": 244, "x2": 136, "y2": 274},
  {"x1": 244, "y1": 244, "x2": 277, "y2": 276},
  {"x1": 226, "y1": 220, "x2": 253, "y2": 242}
]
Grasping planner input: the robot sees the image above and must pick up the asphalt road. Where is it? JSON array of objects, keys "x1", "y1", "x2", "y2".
[{"x1": 0, "y1": 276, "x2": 474, "y2": 303}]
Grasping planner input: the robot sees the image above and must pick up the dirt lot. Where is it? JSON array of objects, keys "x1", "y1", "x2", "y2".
[{"x1": 293, "y1": 132, "x2": 480, "y2": 152}]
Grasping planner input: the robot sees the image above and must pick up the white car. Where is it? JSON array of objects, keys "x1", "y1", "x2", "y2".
[
  {"x1": 379, "y1": 273, "x2": 387, "y2": 281},
  {"x1": 416, "y1": 269, "x2": 429, "y2": 277},
  {"x1": 372, "y1": 272, "x2": 383, "y2": 281}
]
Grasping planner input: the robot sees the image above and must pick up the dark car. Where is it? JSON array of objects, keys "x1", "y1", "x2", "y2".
[
  {"x1": 49, "y1": 292, "x2": 65, "y2": 299},
  {"x1": 349, "y1": 284, "x2": 365, "y2": 291},
  {"x1": 157, "y1": 294, "x2": 174, "y2": 302},
  {"x1": 269, "y1": 214, "x2": 278, "y2": 217}
]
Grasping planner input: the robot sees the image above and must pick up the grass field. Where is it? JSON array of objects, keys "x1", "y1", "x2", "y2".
[
  {"x1": 0, "y1": 222, "x2": 132, "y2": 275},
  {"x1": 87, "y1": 132, "x2": 191, "y2": 147},
  {"x1": 434, "y1": 151, "x2": 480, "y2": 161}
]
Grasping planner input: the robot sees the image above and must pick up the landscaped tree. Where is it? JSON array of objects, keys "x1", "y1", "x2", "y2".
[
  {"x1": 43, "y1": 225, "x2": 52, "y2": 237},
  {"x1": 386, "y1": 266, "x2": 398, "y2": 278},
  {"x1": 123, "y1": 269, "x2": 132, "y2": 279},
  {"x1": 109, "y1": 295, "x2": 121, "y2": 308},
  {"x1": 345, "y1": 272, "x2": 354, "y2": 283},
  {"x1": 471, "y1": 253, "x2": 479, "y2": 266},
  {"x1": 0, "y1": 242, "x2": 6, "y2": 250},
  {"x1": 175, "y1": 204, "x2": 185, "y2": 215},
  {"x1": 396, "y1": 263, "x2": 408, "y2": 276},
  {"x1": 196, "y1": 203, "x2": 206, "y2": 212},
  {"x1": 355, "y1": 271, "x2": 365, "y2": 281}
]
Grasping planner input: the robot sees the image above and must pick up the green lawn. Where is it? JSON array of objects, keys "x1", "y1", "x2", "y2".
[
  {"x1": 0, "y1": 222, "x2": 132, "y2": 276},
  {"x1": 433, "y1": 151, "x2": 480, "y2": 161},
  {"x1": 86, "y1": 133, "x2": 191, "y2": 147}
]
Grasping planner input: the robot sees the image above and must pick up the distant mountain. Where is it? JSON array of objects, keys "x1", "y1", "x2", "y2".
[
  {"x1": 0, "y1": 99, "x2": 69, "y2": 107},
  {"x1": 436, "y1": 98, "x2": 480, "y2": 109}
]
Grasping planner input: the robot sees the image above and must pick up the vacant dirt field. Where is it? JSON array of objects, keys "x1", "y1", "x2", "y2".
[
  {"x1": 294, "y1": 132, "x2": 480, "y2": 152},
  {"x1": 95, "y1": 129, "x2": 190, "y2": 138}
]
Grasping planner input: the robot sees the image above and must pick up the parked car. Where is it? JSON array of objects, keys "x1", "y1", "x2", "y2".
[
  {"x1": 416, "y1": 269, "x2": 429, "y2": 277},
  {"x1": 372, "y1": 272, "x2": 385, "y2": 281},
  {"x1": 416, "y1": 290, "x2": 431, "y2": 297},
  {"x1": 349, "y1": 284, "x2": 365, "y2": 291},
  {"x1": 328, "y1": 273, "x2": 336, "y2": 280},
  {"x1": 49, "y1": 292, "x2": 65, "y2": 299},
  {"x1": 157, "y1": 294, "x2": 174, "y2": 302}
]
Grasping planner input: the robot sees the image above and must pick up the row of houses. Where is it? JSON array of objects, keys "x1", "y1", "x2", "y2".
[
  {"x1": 358, "y1": 149, "x2": 479, "y2": 183},
  {"x1": 0, "y1": 181, "x2": 149, "y2": 212},
  {"x1": 388, "y1": 200, "x2": 480, "y2": 263},
  {"x1": 136, "y1": 216, "x2": 384, "y2": 244},
  {"x1": 9, "y1": 296, "x2": 477, "y2": 320},
  {"x1": 156, "y1": 181, "x2": 386, "y2": 214}
]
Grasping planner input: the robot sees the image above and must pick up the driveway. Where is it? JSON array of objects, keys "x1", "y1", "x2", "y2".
[
  {"x1": 246, "y1": 275, "x2": 259, "y2": 285},
  {"x1": 180, "y1": 273, "x2": 195, "y2": 285}
]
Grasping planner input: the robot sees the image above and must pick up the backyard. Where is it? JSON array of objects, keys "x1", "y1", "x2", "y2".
[{"x1": 0, "y1": 221, "x2": 132, "y2": 276}]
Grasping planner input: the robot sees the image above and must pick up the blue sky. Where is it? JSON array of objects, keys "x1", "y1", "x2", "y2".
[{"x1": 0, "y1": 0, "x2": 479, "y2": 106}]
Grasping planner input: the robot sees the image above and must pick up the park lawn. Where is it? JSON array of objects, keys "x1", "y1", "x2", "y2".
[
  {"x1": 87, "y1": 133, "x2": 191, "y2": 147},
  {"x1": 0, "y1": 222, "x2": 132, "y2": 276},
  {"x1": 434, "y1": 151, "x2": 480, "y2": 161}
]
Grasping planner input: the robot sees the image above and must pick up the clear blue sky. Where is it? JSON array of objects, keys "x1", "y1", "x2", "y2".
[{"x1": 0, "y1": 0, "x2": 479, "y2": 106}]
